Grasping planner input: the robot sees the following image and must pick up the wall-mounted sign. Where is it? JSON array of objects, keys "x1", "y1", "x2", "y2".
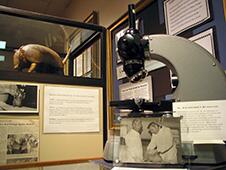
[{"x1": 164, "y1": 0, "x2": 210, "y2": 35}]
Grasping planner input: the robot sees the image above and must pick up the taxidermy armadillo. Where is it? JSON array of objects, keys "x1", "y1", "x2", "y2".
[{"x1": 13, "y1": 44, "x2": 70, "y2": 75}]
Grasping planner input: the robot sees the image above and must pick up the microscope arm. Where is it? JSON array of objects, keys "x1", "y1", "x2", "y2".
[{"x1": 146, "y1": 34, "x2": 226, "y2": 101}]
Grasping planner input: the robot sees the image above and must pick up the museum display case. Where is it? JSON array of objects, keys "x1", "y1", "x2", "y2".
[
  {"x1": 0, "y1": 5, "x2": 107, "y2": 168},
  {"x1": 0, "y1": 5, "x2": 106, "y2": 81},
  {"x1": 106, "y1": 0, "x2": 226, "y2": 169}
]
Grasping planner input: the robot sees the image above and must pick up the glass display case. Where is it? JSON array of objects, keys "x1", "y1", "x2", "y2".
[
  {"x1": 0, "y1": 5, "x2": 106, "y2": 82},
  {"x1": 0, "y1": 5, "x2": 107, "y2": 168}
]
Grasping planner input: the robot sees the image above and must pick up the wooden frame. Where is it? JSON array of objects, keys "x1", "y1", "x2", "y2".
[
  {"x1": 224, "y1": 0, "x2": 226, "y2": 21},
  {"x1": 107, "y1": 0, "x2": 154, "y2": 129},
  {"x1": 0, "y1": 157, "x2": 102, "y2": 169},
  {"x1": 84, "y1": 11, "x2": 98, "y2": 24}
]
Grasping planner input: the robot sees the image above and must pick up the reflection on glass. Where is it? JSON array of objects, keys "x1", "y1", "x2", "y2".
[
  {"x1": 0, "y1": 12, "x2": 101, "y2": 78},
  {"x1": 73, "y1": 40, "x2": 101, "y2": 78}
]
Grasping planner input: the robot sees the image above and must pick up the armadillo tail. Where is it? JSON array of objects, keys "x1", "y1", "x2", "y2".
[{"x1": 62, "y1": 47, "x2": 71, "y2": 65}]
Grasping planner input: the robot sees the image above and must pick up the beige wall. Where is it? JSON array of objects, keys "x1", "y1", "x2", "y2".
[
  {"x1": 0, "y1": 81, "x2": 103, "y2": 163},
  {"x1": 63, "y1": 0, "x2": 139, "y2": 27}
]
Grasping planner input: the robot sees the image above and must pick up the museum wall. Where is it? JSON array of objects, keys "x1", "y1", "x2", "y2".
[
  {"x1": 62, "y1": 0, "x2": 139, "y2": 27},
  {"x1": 0, "y1": 82, "x2": 104, "y2": 162}
]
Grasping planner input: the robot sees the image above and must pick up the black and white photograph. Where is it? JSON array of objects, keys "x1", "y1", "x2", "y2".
[
  {"x1": 0, "y1": 119, "x2": 39, "y2": 164},
  {"x1": 118, "y1": 117, "x2": 181, "y2": 164},
  {"x1": 0, "y1": 82, "x2": 39, "y2": 113},
  {"x1": 7, "y1": 134, "x2": 39, "y2": 155}
]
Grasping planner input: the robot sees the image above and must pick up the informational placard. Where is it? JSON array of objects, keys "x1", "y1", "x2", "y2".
[
  {"x1": 164, "y1": 0, "x2": 210, "y2": 35},
  {"x1": 115, "y1": 28, "x2": 127, "y2": 63},
  {"x1": 173, "y1": 100, "x2": 226, "y2": 143},
  {"x1": 116, "y1": 65, "x2": 127, "y2": 80},
  {"x1": 119, "y1": 76, "x2": 153, "y2": 101},
  {"x1": 189, "y1": 28, "x2": 215, "y2": 57},
  {"x1": 43, "y1": 85, "x2": 101, "y2": 133},
  {"x1": 84, "y1": 47, "x2": 92, "y2": 73},
  {"x1": 0, "y1": 119, "x2": 39, "y2": 164},
  {"x1": 145, "y1": 60, "x2": 165, "y2": 72},
  {"x1": 75, "y1": 54, "x2": 83, "y2": 76}
]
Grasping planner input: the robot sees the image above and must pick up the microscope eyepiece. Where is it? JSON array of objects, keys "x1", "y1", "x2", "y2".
[{"x1": 117, "y1": 4, "x2": 149, "y2": 82}]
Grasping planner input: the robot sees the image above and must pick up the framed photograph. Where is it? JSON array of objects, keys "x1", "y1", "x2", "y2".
[
  {"x1": 164, "y1": 0, "x2": 210, "y2": 35},
  {"x1": 0, "y1": 82, "x2": 39, "y2": 113},
  {"x1": 117, "y1": 117, "x2": 182, "y2": 164}
]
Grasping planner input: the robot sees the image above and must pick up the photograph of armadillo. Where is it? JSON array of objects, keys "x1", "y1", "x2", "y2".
[
  {"x1": 13, "y1": 44, "x2": 70, "y2": 75},
  {"x1": 0, "y1": 82, "x2": 39, "y2": 113}
]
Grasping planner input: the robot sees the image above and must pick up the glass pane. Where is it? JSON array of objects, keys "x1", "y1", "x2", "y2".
[
  {"x1": 0, "y1": 13, "x2": 101, "y2": 78},
  {"x1": 73, "y1": 39, "x2": 101, "y2": 78}
]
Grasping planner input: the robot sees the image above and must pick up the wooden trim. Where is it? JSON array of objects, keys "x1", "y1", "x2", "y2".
[
  {"x1": 224, "y1": 0, "x2": 226, "y2": 21},
  {"x1": 0, "y1": 157, "x2": 102, "y2": 170},
  {"x1": 106, "y1": 0, "x2": 154, "y2": 129},
  {"x1": 84, "y1": 11, "x2": 98, "y2": 24},
  {"x1": 109, "y1": 15, "x2": 127, "y2": 32},
  {"x1": 106, "y1": 30, "x2": 113, "y2": 129}
]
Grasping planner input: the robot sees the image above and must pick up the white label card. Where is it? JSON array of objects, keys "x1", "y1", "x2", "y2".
[
  {"x1": 164, "y1": 0, "x2": 210, "y2": 35},
  {"x1": 43, "y1": 85, "x2": 101, "y2": 133},
  {"x1": 173, "y1": 100, "x2": 226, "y2": 142}
]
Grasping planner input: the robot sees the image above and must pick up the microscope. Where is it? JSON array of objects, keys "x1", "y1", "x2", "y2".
[{"x1": 110, "y1": 4, "x2": 226, "y2": 115}]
